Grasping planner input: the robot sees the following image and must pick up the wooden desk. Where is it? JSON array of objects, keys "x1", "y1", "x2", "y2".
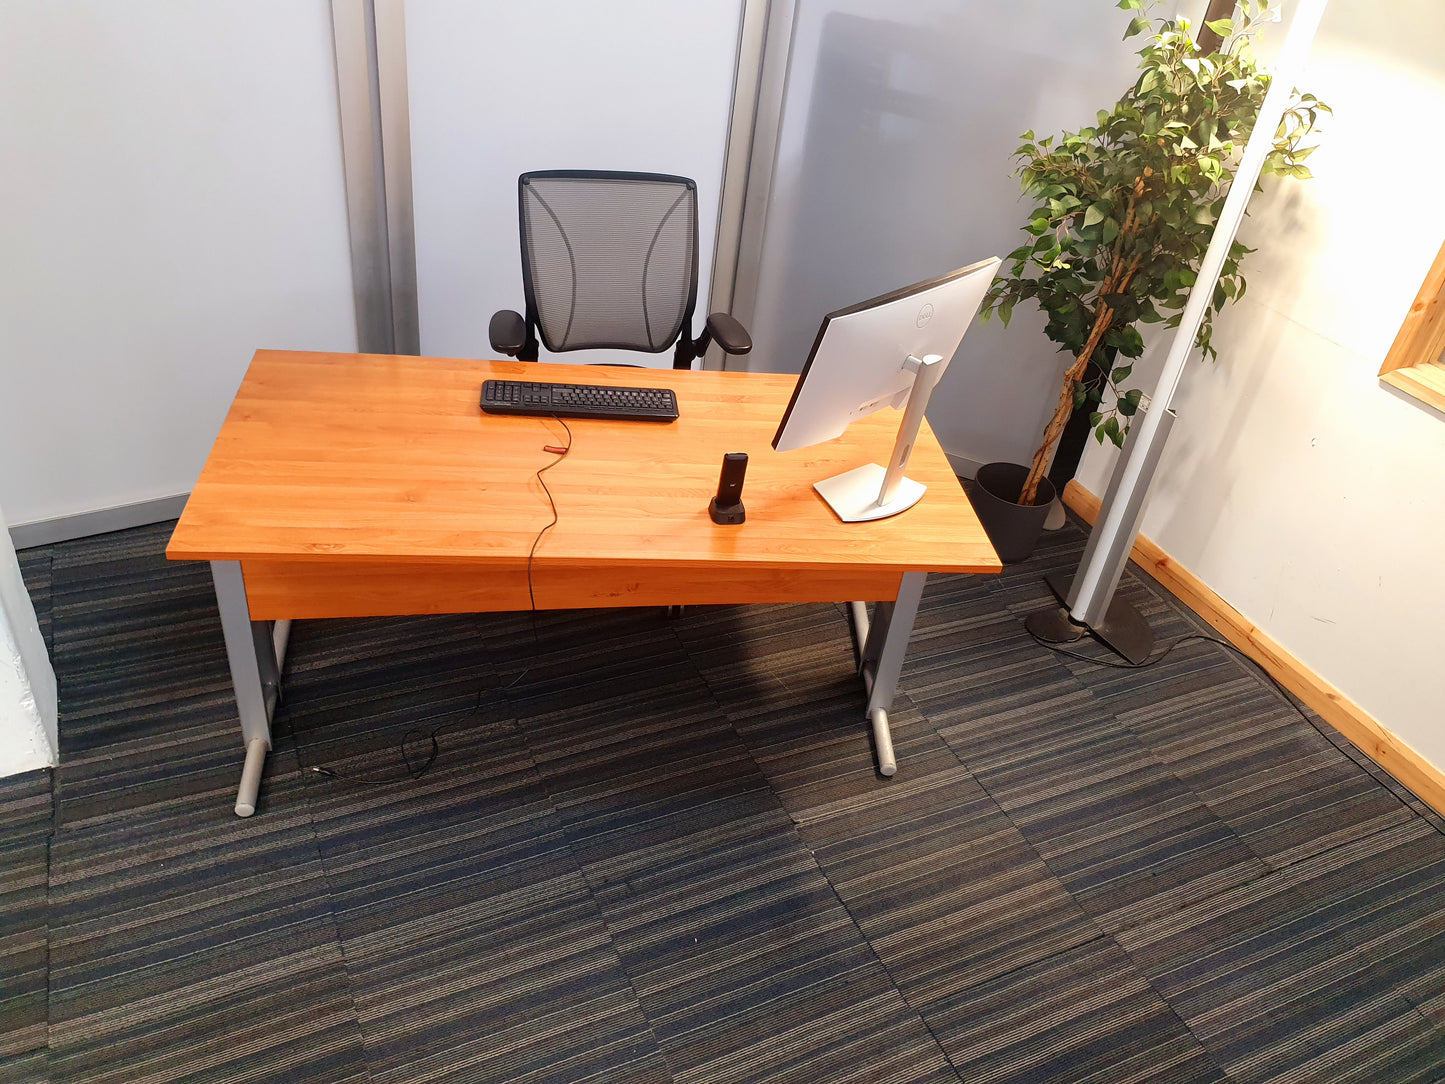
[{"x1": 168, "y1": 350, "x2": 1001, "y2": 814}]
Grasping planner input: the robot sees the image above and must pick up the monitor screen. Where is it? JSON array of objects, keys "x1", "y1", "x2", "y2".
[{"x1": 772, "y1": 257, "x2": 1000, "y2": 453}]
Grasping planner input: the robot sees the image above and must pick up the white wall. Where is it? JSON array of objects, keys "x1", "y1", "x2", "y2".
[
  {"x1": 0, "y1": 500, "x2": 56, "y2": 776},
  {"x1": 405, "y1": 0, "x2": 743, "y2": 367},
  {"x1": 739, "y1": 0, "x2": 1142, "y2": 469},
  {"x1": 0, "y1": 1, "x2": 357, "y2": 528},
  {"x1": 1075, "y1": 0, "x2": 1445, "y2": 770}
]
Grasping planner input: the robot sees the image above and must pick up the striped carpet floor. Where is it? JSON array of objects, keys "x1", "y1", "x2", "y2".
[{"x1": 2, "y1": 515, "x2": 1444, "y2": 1083}]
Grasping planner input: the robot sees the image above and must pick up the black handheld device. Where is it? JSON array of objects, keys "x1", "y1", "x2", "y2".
[{"x1": 709, "y1": 452, "x2": 747, "y2": 525}]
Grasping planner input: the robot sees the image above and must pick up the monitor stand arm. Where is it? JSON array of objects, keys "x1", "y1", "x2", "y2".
[{"x1": 813, "y1": 353, "x2": 945, "y2": 523}]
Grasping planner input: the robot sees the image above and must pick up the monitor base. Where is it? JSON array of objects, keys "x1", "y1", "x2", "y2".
[{"x1": 815, "y1": 463, "x2": 926, "y2": 522}]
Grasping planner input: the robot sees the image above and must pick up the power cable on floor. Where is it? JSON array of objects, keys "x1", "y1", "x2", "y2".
[
  {"x1": 287, "y1": 417, "x2": 573, "y2": 784},
  {"x1": 1026, "y1": 621, "x2": 1442, "y2": 831}
]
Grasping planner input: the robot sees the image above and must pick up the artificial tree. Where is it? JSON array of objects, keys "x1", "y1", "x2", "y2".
[{"x1": 981, "y1": 0, "x2": 1327, "y2": 508}]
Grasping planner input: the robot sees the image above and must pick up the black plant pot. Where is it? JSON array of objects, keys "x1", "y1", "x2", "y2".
[{"x1": 968, "y1": 462, "x2": 1057, "y2": 564}]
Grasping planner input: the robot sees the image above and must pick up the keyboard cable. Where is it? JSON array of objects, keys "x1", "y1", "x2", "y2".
[{"x1": 294, "y1": 417, "x2": 573, "y2": 785}]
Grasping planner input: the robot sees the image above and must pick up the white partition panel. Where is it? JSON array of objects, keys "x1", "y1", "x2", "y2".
[
  {"x1": 405, "y1": 0, "x2": 743, "y2": 368},
  {"x1": 739, "y1": 1, "x2": 1142, "y2": 470},
  {"x1": 0, "y1": 1, "x2": 357, "y2": 528},
  {"x1": 0, "y1": 500, "x2": 55, "y2": 776}
]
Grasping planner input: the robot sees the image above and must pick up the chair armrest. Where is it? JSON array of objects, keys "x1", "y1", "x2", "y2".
[
  {"x1": 705, "y1": 312, "x2": 752, "y2": 356},
  {"x1": 489, "y1": 310, "x2": 528, "y2": 356}
]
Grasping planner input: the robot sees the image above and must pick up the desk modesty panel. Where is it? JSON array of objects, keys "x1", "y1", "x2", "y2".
[{"x1": 167, "y1": 351, "x2": 1001, "y2": 618}]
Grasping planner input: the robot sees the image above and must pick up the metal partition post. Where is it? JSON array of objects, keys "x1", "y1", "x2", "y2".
[
  {"x1": 723, "y1": 0, "x2": 800, "y2": 367},
  {"x1": 331, "y1": 0, "x2": 419, "y2": 355},
  {"x1": 1067, "y1": 407, "x2": 1177, "y2": 626},
  {"x1": 1026, "y1": 407, "x2": 1176, "y2": 664},
  {"x1": 705, "y1": 0, "x2": 774, "y2": 369}
]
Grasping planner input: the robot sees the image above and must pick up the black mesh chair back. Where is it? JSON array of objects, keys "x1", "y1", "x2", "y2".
[
  {"x1": 520, "y1": 171, "x2": 697, "y2": 354},
  {"x1": 490, "y1": 170, "x2": 751, "y2": 368}
]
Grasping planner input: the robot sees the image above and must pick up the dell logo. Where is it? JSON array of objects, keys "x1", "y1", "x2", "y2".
[{"x1": 916, "y1": 303, "x2": 933, "y2": 328}]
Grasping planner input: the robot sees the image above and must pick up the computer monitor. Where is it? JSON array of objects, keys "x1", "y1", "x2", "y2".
[{"x1": 771, "y1": 257, "x2": 1000, "y2": 522}]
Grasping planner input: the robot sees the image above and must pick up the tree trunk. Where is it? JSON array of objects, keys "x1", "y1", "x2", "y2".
[
  {"x1": 1195, "y1": 0, "x2": 1236, "y2": 54},
  {"x1": 1020, "y1": 7, "x2": 1228, "y2": 506},
  {"x1": 1047, "y1": 346, "x2": 1116, "y2": 494},
  {"x1": 1018, "y1": 309, "x2": 1115, "y2": 507}
]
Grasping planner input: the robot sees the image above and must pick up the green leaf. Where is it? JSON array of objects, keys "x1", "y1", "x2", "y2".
[
  {"x1": 1103, "y1": 417, "x2": 1124, "y2": 447},
  {"x1": 1101, "y1": 217, "x2": 1121, "y2": 244},
  {"x1": 1117, "y1": 388, "x2": 1143, "y2": 417},
  {"x1": 1116, "y1": 0, "x2": 1142, "y2": 8},
  {"x1": 999, "y1": 297, "x2": 1016, "y2": 328},
  {"x1": 1072, "y1": 381, "x2": 1087, "y2": 409},
  {"x1": 1205, "y1": 17, "x2": 1234, "y2": 36},
  {"x1": 1089, "y1": 411, "x2": 1104, "y2": 427},
  {"x1": 1083, "y1": 202, "x2": 1108, "y2": 228},
  {"x1": 1026, "y1": 217, "x2": 1050, "y2": 236},
  {"x1": 1124, "y1": 15, "x2": 1150, "y2": 39},
  {"x1": 1111, "y1": 364, "x2": 1132, "y2": 383}
]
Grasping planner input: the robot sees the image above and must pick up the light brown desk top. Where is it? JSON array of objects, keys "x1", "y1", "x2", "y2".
[{"x1": 167, "y1": 351, "x2": 1001, "y2": 581}]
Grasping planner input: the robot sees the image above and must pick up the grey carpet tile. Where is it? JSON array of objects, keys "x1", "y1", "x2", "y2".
[
  {"x1": 796, "y1": 762, "x2": 1100, "y2": 1007},
  {"x1": 670, "y1": 601, "x2": 858, "y2": 712},
  {"x1": 1316, "y1": 722, "x2": 1445, "y2": 836},
  {"x1": 726, "y1": 683, "x2": 958, "y2": 820},
  {"x1": 0, "y1": 770, "x2": 51, "y2": 1060},
  {"x1": 584, "y1": 806, "x2": 957, "y2": 1084},
  {"x1": 285, "y1": 611, "x2": 743, "y2": 1084},
  {"x1": 1117, "y1": 675, "x2": 1415, "y2": 867},
  {"x1": 1272, "y1": 820, "x2": 1445, "y2": 1000},
  {"x1": 927, "y1": 657, "x2": 1269, "y2": 934},
  {"x1": 516, "y1": 678, "x2": 776, "y2": 876},
  {"x1": 927, "y1": 935, "x2": 1228, "y2": 1084},
  {"x1": 677, "y1": 597, "x2": 958, "y2": 817},
  {"x1": 900, "y1": 604, "x2": 1083, "y2": 743},
  {"x1": 287, "y1": 667, "x2": 672, "y2": 1083},
  {"x1": 50, "y1": 546, "x2": 231, "y2": 763},
  {"x1": 333, "y1": 861, "x2": 670, "y2": 1084},
  {"x1": 1196, "y1": 979, "x2": 1443, "y2": 1084},
  {"x1": 0, "y1": 1049, "x2": 46, "y2": 1084},
  {"x1": 508, "y1": 611, "x2": 958, "y2": 1083},
  {"x1": 1404, "y1": 978, "x2": 1445, "y2": 1031},
  {"x1": 1114, "y1": 834, "x2": 1445, "y2": 1083},
  {"x1": 45, "y1": 784, "x2": 370, "y2": 1084},
  {"x1": 10, "y1": 514, "x2": 1445, "y2": 1083},
  {"x1": 478, "y1": 606, "x2": 699, "y2": 705},
  {"x1": 53, "y1": 697, "x2": 270, "y2": 827}
]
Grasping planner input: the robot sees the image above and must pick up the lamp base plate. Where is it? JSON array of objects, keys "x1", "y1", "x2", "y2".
[{"x1": 1029, "y1": 570, "x2": 1156, "y2": 665}]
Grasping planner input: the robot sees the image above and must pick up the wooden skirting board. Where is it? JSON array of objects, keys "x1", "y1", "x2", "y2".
[{"x1": 1062, "y1": 480, "x2": 1445, "y2": 819}]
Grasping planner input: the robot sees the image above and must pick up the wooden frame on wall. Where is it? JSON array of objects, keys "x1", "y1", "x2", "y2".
[{"x1": 1380, "y1": 236, "x2": 1445, "y2": 414}]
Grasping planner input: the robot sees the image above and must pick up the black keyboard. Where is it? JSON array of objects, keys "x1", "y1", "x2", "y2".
[{"x1": 481, "y1": 378, "x2": 679, "y2": 422}]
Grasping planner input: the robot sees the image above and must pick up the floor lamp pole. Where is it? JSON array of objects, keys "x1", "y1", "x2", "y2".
[{"x1": 1027, "y1": 0, "x2": 1330, "y2": 663}]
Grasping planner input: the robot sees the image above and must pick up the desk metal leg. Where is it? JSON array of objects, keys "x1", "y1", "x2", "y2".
[
  {"x1": 850, "y1": 571, "x2": 926, "y2": 777},
  {"x1": 210, "y1": 561, "x2": 290, "y2": 816}
]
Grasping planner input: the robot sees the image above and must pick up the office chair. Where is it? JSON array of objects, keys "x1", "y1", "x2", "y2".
[{"x1": 489, "y1": 171, "x2": 752, "y2": 369}]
